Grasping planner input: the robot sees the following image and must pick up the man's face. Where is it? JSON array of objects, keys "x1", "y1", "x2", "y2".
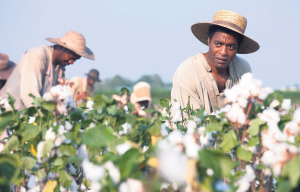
[
  {"x1": 87, "y1": 78, "x2": 95, "y2": 86},
  {"x1": 58, "y1": 49, "x2": 81, "y2": 66},
  {"x1": 206, "y1": 31, "x2": 238, "y2": 70}
]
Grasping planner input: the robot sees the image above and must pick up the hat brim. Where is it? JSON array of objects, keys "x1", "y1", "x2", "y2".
[
  {"x1": 0, "y1": 61, "x2": 16, "y2": 80},
  {"x1": 191, "y1": 22, "x2": 259, "y2": 54},
  {"x1": 46, "y1": 38, "x2": 95, "y2": 60}
]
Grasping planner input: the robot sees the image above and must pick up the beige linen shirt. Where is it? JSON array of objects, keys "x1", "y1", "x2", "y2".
[
  {"x1": 68, "y1": 77, "x2": 94, "y2": 102},
  {"x1": 171, "y1": 52, "x2": 251, "y2": 114},
  {"x1": 0, "y1": 46, "x2": 65, "y2": 110}
]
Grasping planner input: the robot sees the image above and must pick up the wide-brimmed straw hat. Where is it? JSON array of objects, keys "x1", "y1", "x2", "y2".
[
  {"x1": 191, "y1": 10, "x2": 259, "y2": 54},
  {"x1": 86, "y1": 69, "x2": 101, "y2": 82},
  {"x1": 46, "y1": 31, "x2": 95, "y2": 60},
  {"x1": 0, "y1": 53, "x2": 16, "y2": 80},
  {"x1": 130, "y1": 82, "x2": 151, "y2": 105}
]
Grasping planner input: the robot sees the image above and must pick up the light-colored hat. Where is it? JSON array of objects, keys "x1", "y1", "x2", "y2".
[
  {"x1": 86, "y1": 69, "x2": 101, "y2": 82},
  {"x1": 0, "y1": 53, "x2": 16, "y2": 80},
  {"x1": 46, "y1": 31, "x2": 95, "y2": 60},
  {"x1": 130, "y1": 82, "x2": 151, "y2": 105},
  {"x1": 191, "y1": 10, "x2": 259, "y2": 54}
]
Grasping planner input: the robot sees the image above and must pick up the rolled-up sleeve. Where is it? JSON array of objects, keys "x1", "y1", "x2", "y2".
[{"x1": 19, "y1": 48, "x2": 46, "y2": 108}]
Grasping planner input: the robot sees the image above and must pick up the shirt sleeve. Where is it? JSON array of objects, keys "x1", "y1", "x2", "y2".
[
  {"x1": 171, "y1": 59, "x2": 202, "y2": 110},
  {"x1": 19, "y1": 48, "x2": 47, "y2": 108}
]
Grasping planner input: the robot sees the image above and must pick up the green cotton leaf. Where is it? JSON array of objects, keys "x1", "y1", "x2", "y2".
[
  {"x1": 36, "y1": 169, "x2": 46, "y2": 179},
  {"x1": 42, "y1": 101, "x2": 56, "y2": 112},
  {"x1": 53, "y1": 158, "x2": 64, "y2": 169},
  {"x1": 278, "y1": 180, "x2": 291, "y2": 192},
  {"x1": 82, "y1": 125, "x2": 117, "y2": 148},
  {"x1": 3, "y1": 135, "x2": 19, "y2": 153},
  {"x1": 256, "y1": 164, "x2": 266, "y2": 170},
  {"x1": 198, "y1": 149, "x2": 234, "y2": 178},
  {"x1": 247, "y1": 136, "x2": 259, "y2": 147},
  {"x1": 206, "y1": 123, "x2": 223, "y2": 132},
  {"x1": 21, "y1": 157, "x2": 36, "y2": 170},
  {"x1": 148, "y1": 119, "x2": 161, "y2": 136},
  {"x1": 58, "y1": 170, "x2": 73, "y2": 188},
  {"x1": 70, "y1": 108, "x2": 83, "y2": 121},
  {"x1": 237, "y1": 146, "x2": 253, "y2": 162},
  {"x1": 59, "y1": 144, "x2": 77, "y2": 156},
  {"x1": 21, "y1": 124, "x2": 39, "y2": 141},
  {"x1": 107, "y1": 105, "x2": 118, "y2": 115},
  {"x1": 27, "y1": 107, "x2": 38, "y2": 116},
  {"x1": 282, "y1": 157, "x2": 300, "y2": 188},
  {"x1": 220, "y1": 130, "x2": 238, "y2": 152},
  {"x1": 0, "y1": 154, "x2": 21, "y2": 186},
  {"x1": 247, "y1": 118, "x2": 265, "y2": 136},
  {"x1": 119, "y1": 148, "x2": 141, "y2": 179},
  {"x1": 160, "y1": 99, "x2": 169, "y2": 108},
  {"x1": 41, "y1": 140, "x2": 54, "y2": 159},
  {"x1": 0, "y1": 111, "x2": 14, "y2": 134}
]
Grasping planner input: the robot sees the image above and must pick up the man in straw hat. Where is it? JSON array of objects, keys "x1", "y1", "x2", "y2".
[
  {"x1": 68, "y1": 69, "x2": 101, "y2": 104},
  {"x1": 0, "y1": 31, "x2": 94, "y2": 110},
  {"x1": 171, "y1": 10, "x2": 259, "y2": 114},
  {"x1": 0, "y1": 53, "x2": 16, "y2": 90}
]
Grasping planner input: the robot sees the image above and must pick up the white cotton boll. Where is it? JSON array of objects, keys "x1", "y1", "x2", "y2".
[
  {"x1": 37, "y1": 141, "x2": 46, "y2": 163},
  {"x1": 43, "y1": 92, "x2": 53, "y2": 101},
  {"x1": 198, "y1": 126, "x2": 206, "y2": 135},
  {"x1": 158, "y1": 149, "x2": 187, "y2": 185},
  {"x1": 120, "y1": 122, "x2": 132, "y2": 135},
  {"x1": 270, "y1": 100, "x2": 280, "y2": 108},
  {"x1": 65, "y1": 121, "x2": 73, "y2": 131},
  {"x1": 58, "y1": 125, "x2": 66, "y2": 135},
  {"x1": 161, "y1": 107, "x2": 168, "y2": 117},
  {"x1": 200, "y1": 131, "x2": 215, "y2": 147},
  {"x1": 172, "y1": 102, "x2": 182, "y2": 122},
  {"x1": 82, "y1": 159, "x2": 105, "y2": 182},
  {"x1": 27, "y1": 175, "x2": 38, "y2": 189},
  {"x1": 77, "y1": 144, "x2": 89, "y2": 160},
  {"x1": 245, "y1": 165, "x2": 255, "y2": 182},
  {"x1": 116, "y1": 142, "x2": 131, "y2": 155},
  {"x1": 55, "y1": 134, "x2": 66, "y2": 147},
  {"x1": 261, "y1": 150, "x2": 275, "y2": 166},
  {"x1": 281, "y1": 99, "x2": 291, "y2": 112},
  {"x1": 226, "y1": 103, "x2": 246, "y2": 125},
  {"x1": 69, "y1": 179, "x2": 78, "y2": 192},
  {"x1": 215, "y1": 180, "x2": 230, "y2": 191},
  {"x1": 142, "y1": 146, "x2": 149, "y2": 153},
  {"x1": 293, "y1": 109, "x2": 300, "y2": 124},
  {"x1": 20, "y1": 186, "x2": 26, "y2": 192},
  {"x1": 57, "y1": 103, "x2": 67, "y2": 114},
  {"x1": 45, "y1": 128, "x2": 56, "y2": 141},
  {"x1": 86, "y1": 100, "x2": 94, "y2": 111},
  {"x1": 183, "y1": 134, "x2": 200, "y2": 158},
  {"x1": 104, "y1": 161, "x2": 121, "y2": 184},
  {"x1": 224, "y1": 85, "x2": 240, "y2": 103},
  {"x1": 259, "y1": 108, "x2": 280, "y2": 126},
  {"x1": 263, "y1": 168, "x2": 272, "y2": 176},
  {"x1": 187, "y1": 120, "x2": 197, "y2": 134},
  {"x1": 28, "y1": 116, "x2": 36, "y2": 124},
  {"x1": 167, "y1": 130, "x2": 183, "y2": 146},
  {"x1": 273, "y1": 164, "x2": 282, "y2": 177},
  {"x1": 206, "y1": 168, "x2": 214, "y2": 176},
  {"x1": 119, "y1": 178, "x2": 144, "y2": 192},
  {"x1": 90, "y1": 182, "x2": 102, "y2": 192},
  {"x1": 235, "y1": 176, "x2": 250, "y2": 192},
  {"x1": 247, "y1": 146, "x2": 257, "y2": 154},
  {"x1": 237, "y1": 97, "x2": 248, "y2": 108},
  {"x1": 161, "y1": 124, "x2": 169, "y2": 137},
  {"x1": 258, "y1": 87, "x2": 273, "y2": 100}
]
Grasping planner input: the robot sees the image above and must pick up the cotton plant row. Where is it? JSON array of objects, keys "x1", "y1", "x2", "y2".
[{"x1": 1, "y1": 73, "x2": 300, "y2": 192}]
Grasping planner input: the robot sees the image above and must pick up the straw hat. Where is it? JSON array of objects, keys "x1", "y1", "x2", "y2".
[
  {"x1": 86, "y1": 69, "x2": 101, "y2": 82},
  {"x1": 0, "y1": 53, "x2": 16, "y2": 80},
  {"x1": 130, "y1": 82, "x2": 151, "y2": 105},
  {"x1": 46, "y1": 31, "x2": 95, "y2": 60},
  {"x1": 191, "y1": 10, "x2": 259, "y2": 54}
]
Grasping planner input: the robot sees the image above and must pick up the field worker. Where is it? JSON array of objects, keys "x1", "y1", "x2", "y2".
[
  {"x1": 171, "y1": 10, "x2": 259, "y2": 114},
  {"x1": 0, "y1": 53, "x2": 16, "y2": 90},
  {"x1": 130, "y1": 81, "x2": 151, "y2": 110},
  {"x1": 0, "y1": 31, "x2": 94, "y2": 110},
  {"x1": 68, "y1": 69, "x2": 101, "y2": 104}
]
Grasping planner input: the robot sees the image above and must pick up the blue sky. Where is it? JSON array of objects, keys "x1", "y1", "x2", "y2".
[{"x1": 0, "y1": 0, "x2": 299, "y2": 89}]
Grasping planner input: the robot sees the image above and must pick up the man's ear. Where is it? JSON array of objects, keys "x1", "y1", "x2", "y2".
[{"x1": 207, "y1": 38, "x2": 211, "y2": 45}]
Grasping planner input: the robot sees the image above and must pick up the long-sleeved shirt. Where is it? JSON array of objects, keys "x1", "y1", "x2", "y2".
[
  {"x1": 171, "y1": 52, "x2": 251, "y2": 114},
  {"x1": 0, "y1": 46, "x2": 65, "y2": 110}
]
